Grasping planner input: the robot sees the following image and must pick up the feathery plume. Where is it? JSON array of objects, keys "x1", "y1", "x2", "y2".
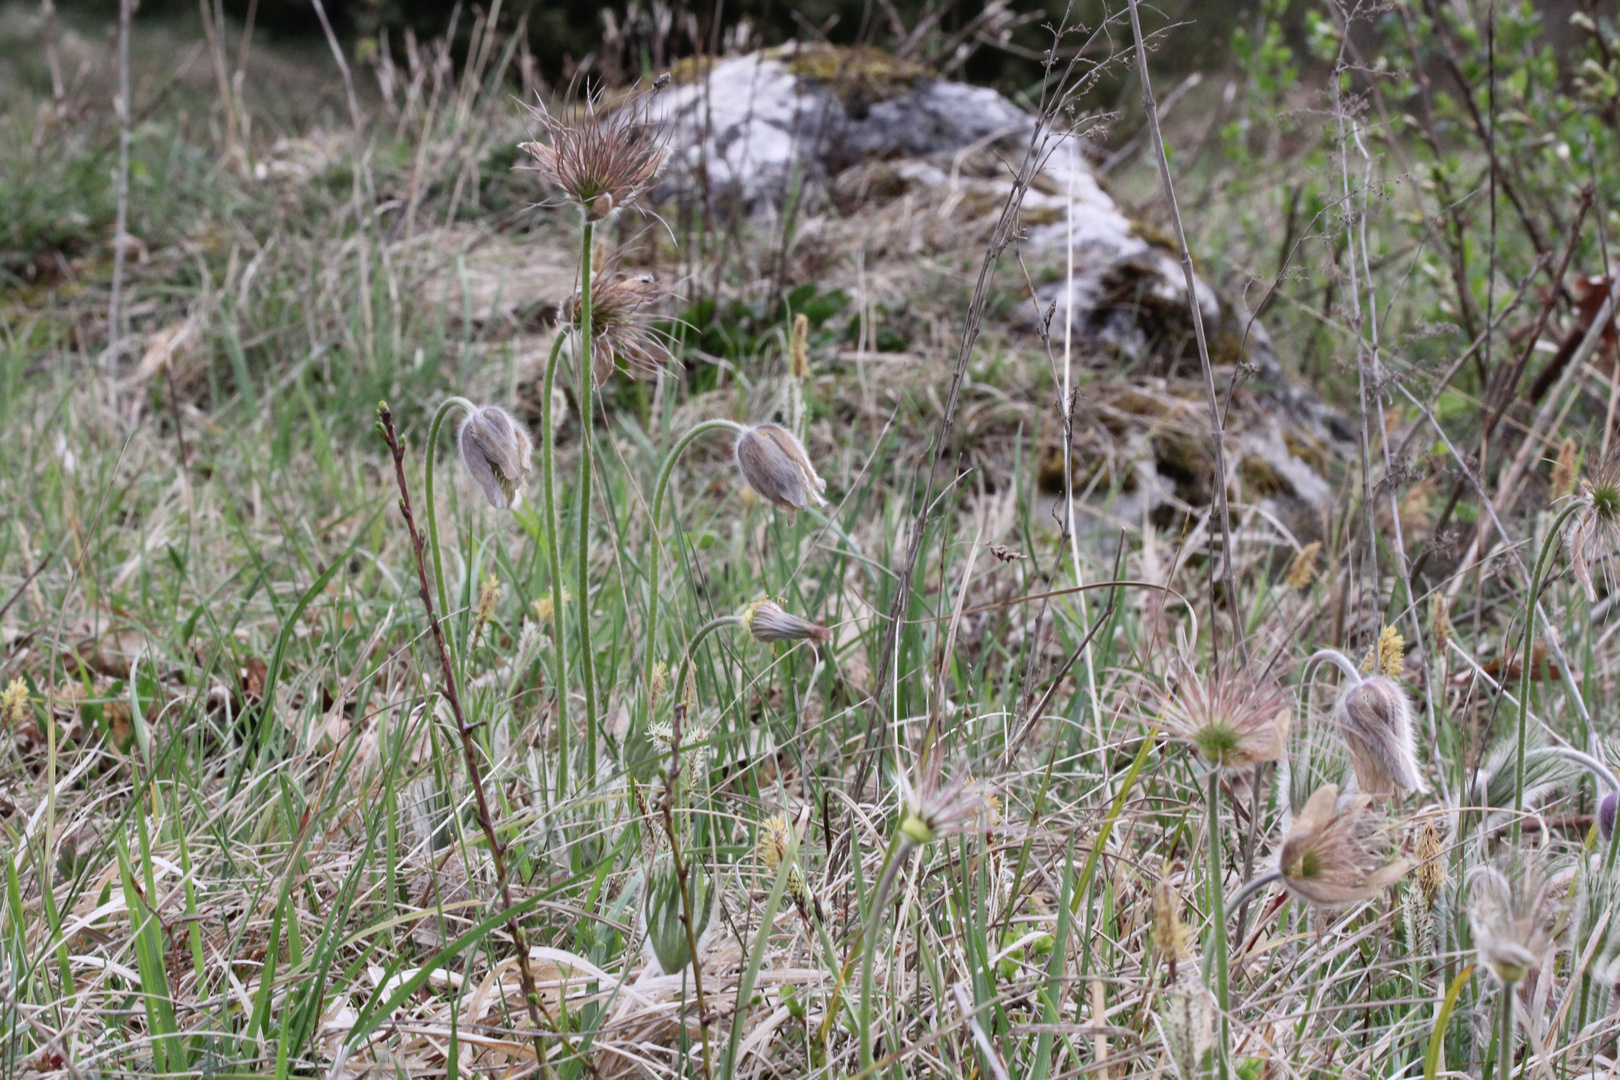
[
  {"x1": 1157, "y1": 659, "x2": 1290, "y2": 771},
  {"x1": 519, "y1": 82, "x2": 668, "y2": 222},
  {"x1": 734, "y1": 423, "x2": 827, "y2": 511},
  {"x1": 563, "y1": 263, "x2": 672, "y2": 385},
  {"x1": 1469, "y1": 860, "x2": 1556, "y2": 983},
  {"x1": 1277, "y1": 784, "x2": 1409, "y2": 906},
  {"x1": 1568, "y1": 452, "x2": 1620, "y2": 600},
  {"x1": 459, "y1": 405, "x2": 534, "y2": 510}
]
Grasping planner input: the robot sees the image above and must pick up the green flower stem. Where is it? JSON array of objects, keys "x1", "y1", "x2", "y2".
[
  {"x1": 858, "y1": 831, "x2": 912, "y2": 1072},
  {"x1": 1512, "y1": 501, "x2": 1584, "y2": 843},
  {"x1": 540, "y1": 332, "x2": 570, "y2": 800},
  {"x1": 1498, "y1": 976, "x2": 1516, "y2": 1080},
  {"x1": 642, "y1": 418, "x2": 748, "y2": 698},
  {"x1": 672, "y1": 615, "x2": 744, "y2": 705},
  {"x1": 577, "y1": 220, "x2": 598, "y2": 791},
  {"x1": 424, "y1": 395, "x2": 478, "y2": 646},
  {"x1": 1207, "y1": 767, "x2": 1230, "y2": 1080}
]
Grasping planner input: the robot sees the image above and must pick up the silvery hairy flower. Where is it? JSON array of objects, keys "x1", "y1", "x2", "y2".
[
  {"x1": 734, "y1": 423, "x2": 827, "y2": 511},
  {"x1": 1568, "y1": 453, "x2": 1620, "y2": 601},
  {"x1": 1278, "y1": 784, "x2": 1409, "y2": 907},
  {"x1": 741, "y1": 597, "x2": 831, "y2": 644},
  {"x1": 459, "y1": 405, "x2": 533, "y2": 510},
  {"x1": 1157, "y1": 659, "x2": 1290, "y2": 772},
  {"x1": 519, "y1": 80, "x2": 669, "y2": 222},
  {"x1": 1469, "y1": 860, "x2": 1557, "y2": 984},
  {"x1": 563, "y1": 263, "x2": 672, "y2": 386},
  {"x1": 1334, "y1": 674, "x2": 1428, "y2": 798}
]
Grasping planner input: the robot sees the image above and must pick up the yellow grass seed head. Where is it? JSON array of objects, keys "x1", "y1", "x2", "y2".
[
  {"x1": 1284, "y1": 540, "x2": 1321, "y2": 589},
  {"x1": 1, "y1": 678, "x2": 29, "y2": 725},
  {"x1": 1360, "y1": 624, "x2": 1405, "y2": 679},
  {"x1": 789, "y1": 313, "x2": 810, "y2": 379}
]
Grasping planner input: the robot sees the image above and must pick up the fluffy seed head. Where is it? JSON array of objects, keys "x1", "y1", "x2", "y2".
[
  {"x1": 1334, "y1": 674, "x2": 1428, "y2": 797},
  {"x1": 1278, "y1": 784, "x2": 1409, "y2": 906},
  {"x1": 564, "y1": 265, "x2": 671, "y2": 386},
  {"x1": 1158, "y1": 660, "x2": 1290, "y2": 771},
  {"x1": 1568, "y1": 453, "x2": 1620, "y2": 601},
  {"x1": 734, "y1": 423, "x2": 827, "y2": 511},
  {"x1": 741, "y1": 597, "x2": 831, "y2": 644},
  {"x1": 898, "y1": 776, "x2": 991, "y2": 848},
  {"x1": 459, "y1": 405, "x2": 534, "y2": 510},
  {"x1": 519, "y1": 84, "x2": 668, "y2": 222},
  {"x1": 1469, "y1": 860, "x2": 1556, "y2": 984}
]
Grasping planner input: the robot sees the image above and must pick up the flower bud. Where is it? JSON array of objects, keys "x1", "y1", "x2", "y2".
[
  {"x1": 741, "y1": 598, "x2": 831, "y2": 644},
  {"x1": 734, "y1": 423, "x2": 826, "y2": 511},
  {"x1": 1333, "y1": 675, "x2": 1428, "y2": 798},
  {"x1": 643, "y1": 854, "x2": 711, "y2": 974},
  {"x1": 1601, "y1": 792, "x2": 1617, "y2": 842},
  {"x1": 459, "y1": 406, "x2": 533, "y2": 510}
]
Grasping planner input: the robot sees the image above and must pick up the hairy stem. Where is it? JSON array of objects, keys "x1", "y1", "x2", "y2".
[
  {"x1": 424, "y1": 395, "x2": 478, "y2": 643},
  {"x1": 642, "y1": 419, "x2": 748, "y2": 693},
  {"x1": 541, "y1": 333, "x2": 570, "y2": 800},
  {"x1": 577, "y1": 220, "x2": 598, "y2": 790},
  {"x1": 859, "y1": 832, "x2": 912, "y2": 1071},
  {"x1": 1207, "y1": 767, "x2": 1230, "y2": 1080},
  {"x1": 1512, "y1": 501, "x2": 1583, "y2": 842}
]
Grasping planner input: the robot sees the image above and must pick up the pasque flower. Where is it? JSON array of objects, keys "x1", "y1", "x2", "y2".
[
  {"x1": 1568, "y1": 453, "x2": 1620, "y2": 600},
  {"x1": 741, "y1": 597, "x2": 831, "y2": 644},
  {"x1": 734, "y1": 423, "x2": 827, "y2": 511},
  {"x1": 519, "y1": 81, "x2": 668, "y2": 222},
  {"x1": 1157, "y1": 659, "x2": 1290, "y2": 771},
  {"x1": 1278, "y1": 784, "x2": 1408, "y2": 906},
  {"x1": 459, "y1": 405, "x2": 533, "y2": 510},
  {"x1": 1469, "y1": 860, "x2": 1556, "y2": 983},
  {"x1": 1308, "y1": 647, "x2": 1428, "y2": 798},
  {"x1": 563, "y1": 265, "x2": 671, "y2": 386}
]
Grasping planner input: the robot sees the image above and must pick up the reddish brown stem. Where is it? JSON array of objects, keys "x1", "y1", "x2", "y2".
[{"x1": 377, "y1": 403, "x2": 555, "y2": 1076}]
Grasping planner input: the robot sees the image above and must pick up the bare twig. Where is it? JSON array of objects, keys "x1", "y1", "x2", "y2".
[
  {"x1": 1126, "y1": 0, "x2": 1247, "y2": 667},
  {"x1": 376, "y1": 404, "x2": 554, "y2": 1077}
]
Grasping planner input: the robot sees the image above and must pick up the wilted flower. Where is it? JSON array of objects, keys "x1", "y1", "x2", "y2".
[
  {"x1": 643, "y1": 854, "x2": 711, "y2": 974},
  {"x1": 734, "y1": 423, "x2": 827, "y2": 511},
  {"x1": 1157, "y1": 660, "x2": 1290, "y2": 772},
  {"x1": 741, "y1": 597, "x2": 830, "y2": 644},
  {"x1": 563, "y1": 266, "x2": 671, "y2": 386},
  {"x1": 459, "y1": 405, "x2": 533, "y2": 510},
  {"x1": 897, "y1": 775, "x2": 992, "y2": 848},
  {"x1": 1333, "y1": 674, "x2": 1427, "y2": 797},
  {"x1": 1469, "y1": 861, "x2": 1557, "y2": 984},
  {"x1": 1568, "y1": 452, "x2": 1620, "y2": 600},
  {"x1": 1277, "y1": 784, "x2": 1408, "y2": 906},
  {"x1": 519, "y1": 83, "x2": 668, "y2": 222}
]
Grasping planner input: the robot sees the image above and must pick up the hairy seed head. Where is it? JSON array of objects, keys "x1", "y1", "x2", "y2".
[
  {"x1": 519, "y1": 83, "x2": 668, "y2": 222},
  {"x1": 1158, "y1": 659, "x2": 1290, "y2": 771}
]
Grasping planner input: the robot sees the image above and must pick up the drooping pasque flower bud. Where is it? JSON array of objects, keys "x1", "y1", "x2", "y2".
[
  {"x1": 734, "y1": 423, "x2": 827, "y2": 511},
  {"x1": 459, "y1": 405, "x2": 533, "y2": 510},
  {"x1": 741, "y1": 597, "x2": 831, "y2": 644},
  {"x1": 1334, "y1": 675, "x2": 1428, "y2": 798}
]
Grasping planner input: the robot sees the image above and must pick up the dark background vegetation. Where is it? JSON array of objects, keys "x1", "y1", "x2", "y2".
[{"x1": 58, "y1": 0, "x2": 1256, "y2": 91}]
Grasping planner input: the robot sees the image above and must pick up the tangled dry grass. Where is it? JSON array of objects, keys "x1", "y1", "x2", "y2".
[{"x1": 6, "y1": 2, "x2": 1620, "y2": 1079}]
